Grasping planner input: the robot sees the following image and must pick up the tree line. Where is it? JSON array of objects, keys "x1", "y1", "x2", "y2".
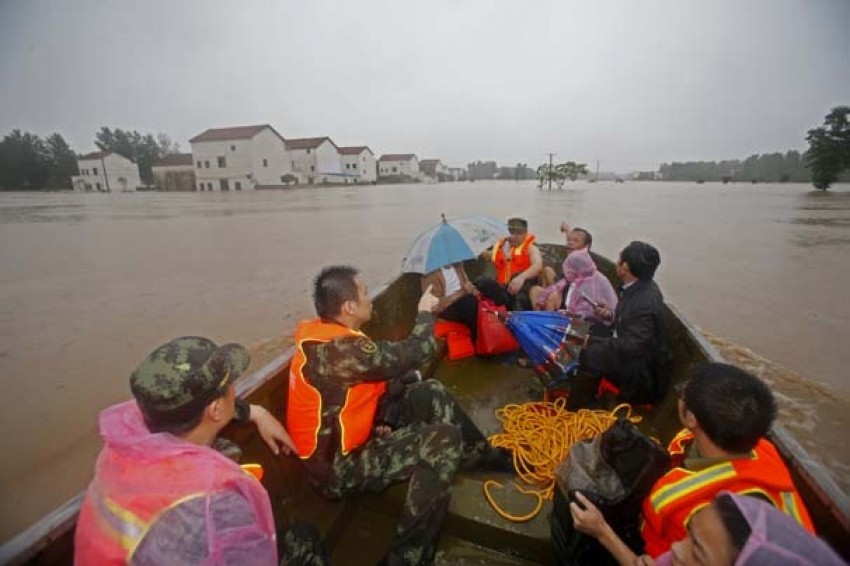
[
  {"x1": 654, "y1": 106, "x2": 850, "y2": 188},
  {"x1": 0, "y1": 127, "x2": 180, "y2": 190},
  {"x1": 657, "y1": 151, "x2": 813, "y2": 183}
]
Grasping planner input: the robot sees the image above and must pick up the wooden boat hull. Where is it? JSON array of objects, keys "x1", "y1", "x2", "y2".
[{"x1": 3, "y1": 244, "x2": 848, "y2": 564}]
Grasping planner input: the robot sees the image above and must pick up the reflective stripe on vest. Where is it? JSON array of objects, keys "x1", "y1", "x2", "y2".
[
  {"x1": 91, "y1": 487, "x2": 207, "y2": 560},
  {"x1": 90, "y1": 485, "x2": 150, "y2": 555},
  {"x1": 650, "y1": 462, "x2": 738, "y2": 514},
  {"x1": 491, "y1": 234, "x2": 536, "y2": 285},
  {"x1": 650, "y1": 433, "x2": 813, "y2": 533},
  {"x1": 287, "y1": 319, "x2": 386, "y2": 458},
  {"x1": 780, "y1": 490, "x2": 805, "y2": 525}
]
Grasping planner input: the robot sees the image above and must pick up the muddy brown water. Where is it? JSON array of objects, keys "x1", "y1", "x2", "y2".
[{"x1": 1, "y1": 181, "x2": 848, "y2": 542}]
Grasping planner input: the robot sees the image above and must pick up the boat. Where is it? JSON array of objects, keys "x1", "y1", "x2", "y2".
[{"x1": 3, "y1": 244, "x2": 849, "y2": 564}]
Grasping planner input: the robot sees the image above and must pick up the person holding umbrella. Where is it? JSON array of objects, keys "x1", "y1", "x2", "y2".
[{"x1": 421, "y1": 261, "x2": 479, "y2": 340}]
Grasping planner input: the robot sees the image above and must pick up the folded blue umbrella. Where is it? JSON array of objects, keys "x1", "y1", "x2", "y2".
[{"x1": 502, "y1": 310, "x2": 584, "y2": 386}]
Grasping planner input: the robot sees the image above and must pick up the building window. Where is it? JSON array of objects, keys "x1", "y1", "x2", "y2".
[
  {"x1": 310, "y1": 165, "x2": 315, "y2": 172},
  {"x1": 230, "y1": 145, "x2": 236, "y2": 151},
  {"x1": 392, "y1": 167, "x2": 397, "y2": 173},
  {"x1": 208, "y1": 183, "x2": 213, "y2": 191},
  {"x1": 217, "y1": 156, "x2": 226, "y2": 168},
  {"x1": 198, "y1": 182, "x2": 204, "y2": 191},
  {"x1": 204, "y1": 160, "x2": 210, "y2": 168},
  {"x1": 235, "y1": 181, "x2": 242, "y2": 190},
  {"x1": 263, "y1": 158, "x2": 268, "y2": 167},
  {"x1": 306, "y1": 149, "x2": 311, "y2": 154},
  {"x1": 197, "y1": 161, "x2": 202, "y2": 169},
  {"x1": 93, "y1": 167, "x2": 98, "y2": 175},
  {"x1": 96, "y1": 182, "x2": 102, "y2": 191}
]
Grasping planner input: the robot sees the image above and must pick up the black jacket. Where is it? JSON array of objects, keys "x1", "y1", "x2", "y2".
[{"x1": 584, "y1": 279, "x2": 671, "y2": 402}]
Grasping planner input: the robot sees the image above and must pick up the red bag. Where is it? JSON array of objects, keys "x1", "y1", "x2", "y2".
[{"x1": 475, "y1": 299, "x2": 520, "y2": 355}]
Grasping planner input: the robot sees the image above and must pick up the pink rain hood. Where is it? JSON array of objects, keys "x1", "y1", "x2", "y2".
[
  {"x1": 563, "y1": 251, "x2": 619, "y2": 320},
  {"x1": 75, "y1": 401, "x2": 277, "y2": 565}
]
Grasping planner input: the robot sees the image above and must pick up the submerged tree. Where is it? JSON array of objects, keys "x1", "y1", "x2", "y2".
[
  {"x1": 537, "y1": 161, "x2": 588, "y2": 189},
  {"x1": 805, "y1": 106, "x2": 850, "y2": 191}
]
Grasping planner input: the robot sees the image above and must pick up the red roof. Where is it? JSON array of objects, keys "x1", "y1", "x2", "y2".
[
  {"x1": 420, "y1": 159, "x2": 440, "y2": 166},
  {"x1": 152, "y1": 153, "x2": 194, "y2": 167},
  {"x1": 189, "y1": 124, "x2": 283, "y2": 143},
  {"x1": 78, "y1": 150, "x2": 111, "y2": 160},
  {"x1": 285, "y1": 137, "x2": 337, "y2": 151},
  {"x1": 339, "y1": 146, "x2": 373, "y2": 156},
  {"x1": 379, "y1": 153, "x2": 417, "y2": 162}
]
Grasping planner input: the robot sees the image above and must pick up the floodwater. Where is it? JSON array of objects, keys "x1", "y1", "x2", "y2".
[{"x1": 0, "y1": 181, "x2": 848, "y2": 542}]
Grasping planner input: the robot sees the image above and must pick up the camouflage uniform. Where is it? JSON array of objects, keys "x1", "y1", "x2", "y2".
[{"x1": 298, "y1": 312, "x2": 492, "y2": 565}]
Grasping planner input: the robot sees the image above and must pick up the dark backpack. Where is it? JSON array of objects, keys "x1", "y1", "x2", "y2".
[{"x1": 552, "y1": 418, "x2": 671, "y2": 565}]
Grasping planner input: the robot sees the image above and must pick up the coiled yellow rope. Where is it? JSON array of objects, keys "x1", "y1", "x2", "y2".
[{"x1": 484, "y1": 400, "x2": 641, "y2": 522}]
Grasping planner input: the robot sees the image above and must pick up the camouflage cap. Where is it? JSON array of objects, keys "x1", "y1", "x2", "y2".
[{"x1": 129, "y1": 336, "x2": 250, "y2": 428}]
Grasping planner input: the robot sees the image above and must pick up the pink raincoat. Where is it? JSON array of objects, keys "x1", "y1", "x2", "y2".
[
  {"x1": 75, "y1": 401, "x2": 277, "y2": 565},
  {"x1": 562, "y1": 251, "x2": 619, "y2": 321}
]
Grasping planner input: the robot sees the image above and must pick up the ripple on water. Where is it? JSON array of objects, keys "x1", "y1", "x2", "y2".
[{"x1": 702, "y1": 330, "x2": 850, "y2": 495}]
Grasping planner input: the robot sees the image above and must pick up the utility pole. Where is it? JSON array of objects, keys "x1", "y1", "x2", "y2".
[{"x1": 545, "y1": 153, "x2": 555, "y2": 191}]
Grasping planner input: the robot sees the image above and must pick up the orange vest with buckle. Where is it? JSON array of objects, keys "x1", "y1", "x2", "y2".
[
  {"x1": 287, "y1": 319, "x2": 387, "y2": 458},
  {"x1": 75, "y1": 437, "x2": 274, "y2": 564},
  {"x1": 491, "y1": 234, "x2": 536, "y2": 285},
  {"x1": 641, "y1": 429, "x2": 814, "y2": 557}
]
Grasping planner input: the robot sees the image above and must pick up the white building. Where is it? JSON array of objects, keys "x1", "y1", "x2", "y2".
[
  {"x1": 420, "y1": 159, "x2": 451, "y2": 181},
  {"x1": 285, "y1": 137, "x2": 345, "y2": 184},
  {"x1": 378, "y1": 154, "x2": 421, "y2": 181},
  {"x1": 339, "y1": 146, "x2": 377, "y2": 184},
  {"x1": 72, "y1": 151, "x2": 142, "y2": 192},
  {"x1": 189, "y1": 124, "x2": 293, "y2": 191},
  {"x1": 449, "y1": 167, "x2": 467, "y2": 181},
  {"x1": 151, "y1": 153, "x2": 196, "y2": 191}
]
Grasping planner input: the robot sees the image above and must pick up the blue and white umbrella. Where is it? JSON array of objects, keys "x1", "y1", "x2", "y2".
[{"x1": 401, "y1": 214, "x2": 507, "y2": 273}]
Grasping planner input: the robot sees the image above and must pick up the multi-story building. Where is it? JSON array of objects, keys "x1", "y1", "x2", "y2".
[
  {"x1": 73, "y1": 151, "x2": 142, "y2": 192},
  {"x1": 420, "y1": 159, "x2": 451, "y2": 181},
  {"x1": 285, "y1": 137, "x2": 345, "y2": 184},
  {"x1": 339, "y1": 146, "x2": 377, "y2": 184},
  {"x1": 189, "y1": 124, "x2": 293, "y2": 191},
  {"x1": 378, "y1": 154, "x2": 421, "y2": 182}
]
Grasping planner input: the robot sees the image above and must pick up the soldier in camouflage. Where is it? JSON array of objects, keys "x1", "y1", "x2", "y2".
[
  {"x1": 288, "y1": 265, "x2": 512, "y2": 566},
  {"x1": 75, "y1": 336, "x2": 327, "y2": 566}
]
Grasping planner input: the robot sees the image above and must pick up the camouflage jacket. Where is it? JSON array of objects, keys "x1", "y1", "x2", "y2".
[{"x1": 300, "y1": 312, "x2": 437, "y2": 466}]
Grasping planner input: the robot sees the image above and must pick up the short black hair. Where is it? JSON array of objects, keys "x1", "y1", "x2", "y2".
[
  {"x1": 682, "y1": 362, "x2": 777, "y2": 453},
  {"x1": 142, "y1": 405, "x2": 205, "y2": 436},
  {"x1": 313, "y1": 265, "x2": 360, "y2": 319},
  {"x1": 619, "y1": 241, "x2": 660, "y2": 280},
  {"x1": 572, "y1": 227, "x2": 593, "y2": 250},
  {"x1": 714, "y1": 493, "x2": 752, "y2": 556}
]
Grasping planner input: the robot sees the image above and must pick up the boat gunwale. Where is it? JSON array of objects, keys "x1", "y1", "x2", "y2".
[{"x1": 2, "y1": 251, "x2": 848, "y2": 563}]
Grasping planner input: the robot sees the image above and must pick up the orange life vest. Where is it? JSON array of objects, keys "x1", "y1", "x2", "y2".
[
  {"x1": 75, "y1": 418, "x2": 275, "y2": 564},
  {"x1": 287, "y1": 319, "x2": 387, "y2": 458},
  {"x1": 641, "y1": 429, "x2": 814, "y2": 557},
  {"x1": 491, "y1": 234, "x2": 536, "y2": 285}
]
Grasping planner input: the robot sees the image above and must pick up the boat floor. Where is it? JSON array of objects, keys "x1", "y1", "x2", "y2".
[{"x1": 307, "y1": 353, "x2": 556, "y2": 564}]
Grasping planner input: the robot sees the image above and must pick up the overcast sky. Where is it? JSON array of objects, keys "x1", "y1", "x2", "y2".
[{"x1": 1, "y1": 0, "x2": 848, "y2": 171}]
